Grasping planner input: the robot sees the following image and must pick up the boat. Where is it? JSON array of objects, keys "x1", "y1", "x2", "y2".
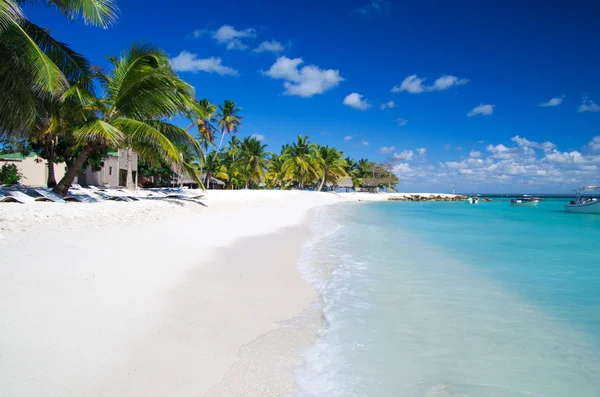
[
  {"x1": 564, "y1": 186, "x2": 600, "y2": 214},
  {"x1": 510, "y1": 198, "x2": 539, "y2": 207}
]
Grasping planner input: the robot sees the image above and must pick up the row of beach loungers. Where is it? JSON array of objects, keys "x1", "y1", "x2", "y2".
[{"x1": 0, "y1": 184, "x2": 204, "y2": 204}]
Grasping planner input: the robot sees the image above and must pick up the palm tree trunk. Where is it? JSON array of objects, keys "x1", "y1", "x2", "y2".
[
  {"x1": 53, "y1": 144, "x2": 94, "y2": 196},
  {"x1": 204, "y1": 128, "x2": 227, "y2": 187},
  {"x1": 125, "y1": 147, "x2": 135, "y2": 190},
  {"x1": 46, "y1": 136, "x2": 57, "y2": 188},
  {"x1": 317, "y1": 173, "x2": 326, "y2": 191}
]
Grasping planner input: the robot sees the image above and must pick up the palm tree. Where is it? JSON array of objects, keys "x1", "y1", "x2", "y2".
[
  {"x1": 53, "y1": 43, "x2": 200, "y2": 195},
  {"x1": 236, "y1": 136, "x2": 269, "y2": 189},
  {"x1": 0, "y1": 0, "x2": 118, "y2": 134},
  {"x1": 281, "y1": 135, "x2": 321, "y2": 189},
  {"x1": 265, "y1": 153, "x2": 287, "y2": 189},
  {"x1": 204, "y1": 100, "x2": 242, "y2": 186},
  {"x1": 317, "y1": 146, "x2": 348, "y2": 191},
  {"x1": 186, "y1": 98, "x2": 217, "y2": 173}
]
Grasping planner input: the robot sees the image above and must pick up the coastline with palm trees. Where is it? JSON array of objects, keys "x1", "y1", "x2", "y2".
[{"x1": 0, "y1": 1, "x2": 459, "y2": 395}]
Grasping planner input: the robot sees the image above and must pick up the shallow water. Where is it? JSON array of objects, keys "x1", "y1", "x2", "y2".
[{"x1": 296, "y1": 200, "x2": 600, "y2": 397}]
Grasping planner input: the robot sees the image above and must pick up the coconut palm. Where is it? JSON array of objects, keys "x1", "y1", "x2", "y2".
[
  {"x1": 281, "y1": 135, "x2": 321, "y2": 189},
  {"x1": 316, "y1": 146, "x2": 348, "y2": 191},
  {"x1": 236, "y1": 136, "x2": 269, "y2": 189},
  {"x1": 53, "y1": 43, "x2": 200, "y2": 195},
  {"x1": 265, "y1": 153, "x2": 287, "y2": 189},
  {"x1": 0, "y1": 0, "x2": 118, "y2": 134},
  {"x1": 204, "y1": 100, "x2": 242, "y2": 186},
  {"x1": 185, "y1": 98, "x2": 217, "y2": 171}
]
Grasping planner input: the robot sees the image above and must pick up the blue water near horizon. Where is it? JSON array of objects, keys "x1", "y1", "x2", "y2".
[{"x1": 296, "y1": 199, "x2": 600, "y2": 397}]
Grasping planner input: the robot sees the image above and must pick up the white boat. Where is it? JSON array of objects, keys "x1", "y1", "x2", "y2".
[
  {"x1": 510, "y1": 198, "x2": 539, "y2": 207},
  {"x1": 564, "y1": 186, "x2": 600, "y2": 214}
]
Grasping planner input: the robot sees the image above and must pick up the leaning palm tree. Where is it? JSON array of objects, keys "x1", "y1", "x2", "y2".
[
  {"x1": 53, "y1": 43, "x2": 200, "y2": 195},
  {"x1": 281, "y1": 135, "x2": 321, "y2": 189},
  {"x1": 0, "y1": 0, "x2": 118, "y2": 134},
  {"x1": 203, "y1": 100, "x2": 242, "y2": 186},
  {"x1": 236, "y1": 136, "x2": 269, "y2": 189},
  {"x1": 317, "y1": 146, "x2": 348, "y2": 191},
  {"x1": 185, "y1": 98, "x2": 217, "y2": 173}
]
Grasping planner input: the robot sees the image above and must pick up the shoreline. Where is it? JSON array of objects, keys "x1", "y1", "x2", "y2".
[
  {"x1": 0, "y1": 190, "x2": 462, "y2": 396},
  {"x1": 0, "y1": 191, "x2": 339, "y2": 396}
]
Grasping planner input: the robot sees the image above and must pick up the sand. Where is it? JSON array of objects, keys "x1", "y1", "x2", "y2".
[
  {"x1": 0, "y1": 189, "x2": 458, "y2": 396},
  {"x1": 0, "y1": 190, "x2": 340, "y2": 397}
]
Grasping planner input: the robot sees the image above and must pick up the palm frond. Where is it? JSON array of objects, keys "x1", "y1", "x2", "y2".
[
  {"x1": 72, "y1": 118, "x2": 123, "y2": 147},
  {"x1": 0, "y1": 0, "x2": 22, "y2": 34},
  {"x1": 30, "y1": 0, "x2": 119, "y2": 28},
  {"x1": 23, "y1": 20, "x2": 94, "y2": 91},
  {"x1": 112, "y1": 117, "x2": 182, "y2": 166},
  {"x1": 108, "y1": 43, "x2": 195, "y2": 119},
  {"x1": 1, "y1": 20, "x2": 68, "y2": 96}
]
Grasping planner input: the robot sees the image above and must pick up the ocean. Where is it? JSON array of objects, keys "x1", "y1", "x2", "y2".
[{"x1": 296, "y1": 199, "x2": 600, "y2": 397}]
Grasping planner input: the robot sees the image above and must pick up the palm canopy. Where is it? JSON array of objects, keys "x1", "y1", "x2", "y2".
[
  {"x1": 317, "y1": 145, "x2": 348, "y2": 191},
  {"x1": 236, "y1": 136, "x2": 269, "y2": 188},
  {"x1": 0, "y1": 0, "x2": 118, "y2": 134},
  {"x1": 186, "y1": 98, "x2": 217, "y2": 158},
  {"x1": 281, "y1": 135, "x2": 321, "y2": 189},
  {"x1": 217, "y1": 100, "x2": 242, "y2": 136},
  {"x1": 53, "y1": 43, "x2": 201, "y2": 194}
]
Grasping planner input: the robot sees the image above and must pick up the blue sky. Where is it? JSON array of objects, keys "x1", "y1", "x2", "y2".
[{"x1": 25, "y1": 0, "x2": 600, "y2": 192}]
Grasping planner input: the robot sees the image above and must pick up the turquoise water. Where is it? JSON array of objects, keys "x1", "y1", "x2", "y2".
[{"x1": 296, "y1": 200, "x2": 600, "y2": 397}]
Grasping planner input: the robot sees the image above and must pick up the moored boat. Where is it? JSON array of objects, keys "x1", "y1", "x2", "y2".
[
  {"x1": 564, "y1": 186, "x2": 600, "y2": 214},
  {"x1": 510, "y1": 198, "x2": 539, "y2": 207}
]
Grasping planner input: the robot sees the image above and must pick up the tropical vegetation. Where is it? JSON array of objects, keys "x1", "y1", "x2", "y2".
[{"x1": 0, "y1": 0, "x2": 399, "y2": 194}]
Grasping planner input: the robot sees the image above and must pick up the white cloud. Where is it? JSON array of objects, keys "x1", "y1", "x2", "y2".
[
  {"x1": 396, "y1": 118, "x2": 408, "y2": 127},
  {"x1": 538, "y1": 95, "x2": 564, "y2": 107},
  {"x1": 344, "y1": 135, "x2": 353, "y2": 142},
  {"x1": 226, "y1": 39, "x2": 248, "y2": 51},
  {"x1": 416, "y1": 148, "x2": 427, "y2": 158},
  {"x1": 262, "y1": 56, "x2": 344, "y2": 97},
  {"x1": 360, "y1": 140, "x2": 369, "y2": 146},
  {"x1": 511, "y1": 135, "x2": 556, "y2": 152},
  {"x1": 391, "y1": 74, "x2": 468, "y2": 94},
  {"x1": 578, "y1": 96, "x2": 600, "y2": 113},
  {"x1": 477, "y1": 140, "x2": 485, "y2": 144},
  {"x1": 391, "y1": 136, "x2": 600, "y2": 191},
  {"x1": 444, "y1": 144, "x2": 452, "y2": 151},
  {"x1": 251, "y1": 134, "x2": 265, "y2": 142},
  {"x1": 212, "y1": 25, "x2": 256, "y2": 50},
  {"x1": 456, "y1": 146, "x2": 463, "y2": 151},
  {"x1": 343, "y1": 93, "x2": 372, "y2": 110},
  {"x1": 393, "y1": 150, "x2": 414, "y2": 161},
  {"x1": 544, "y1": 150, "x2": 585, "y2": 164},
  {"x1": 380, "y1": 100, "x2": 396, "y2": 110},
  {"x1": 586, "y1": 136, "x2": 600, "y2": 152},
  {"x1": 254, "y1": 40, "x2": 285, "y2": 54},
  {"x1": 432, "y1": 75, "x2": 469, "y2": 91},
  {"x1": 378, "y1": 146, "x2": 396, "y2": 154},
  {"x1": 467, "y1": 103, "x2": 495, "y2": 117},
  {"x1": 170, "y1": 51, "x2": 238, "y2": 76},
  {"x1": 191, "y1": 29, "x2": 207, "y2": 38},
  {"x1": 356, "y1": 0, "x2": 390, "y2": 15}
]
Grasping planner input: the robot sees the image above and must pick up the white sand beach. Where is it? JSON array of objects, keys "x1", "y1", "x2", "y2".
[{"x1": 0, "y1": 191, "x2": 342, "y2": 396}]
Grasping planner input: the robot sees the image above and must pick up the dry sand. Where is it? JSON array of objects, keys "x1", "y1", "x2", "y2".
[{"x1": 0, "y1": 190, "x2": 340, "y2": 397}]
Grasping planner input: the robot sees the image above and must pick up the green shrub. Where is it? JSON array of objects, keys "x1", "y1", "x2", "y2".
[{"x1": 0, "y1": 163, "x2": 23, "y2": 185}]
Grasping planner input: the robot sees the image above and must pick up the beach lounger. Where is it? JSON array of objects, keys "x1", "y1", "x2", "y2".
[
  {"x1": 7, "y1": 191, "x2": 52, "y2": 203},
  {"x1": 89, "y1": 186, "x2": 138, "y2": 201},
  {"x1": 34, "y1": 189, "x2": 83, "y2": 203},
  {"x1": 0, "y1": 194, "x2": 21, "y2": 203}
]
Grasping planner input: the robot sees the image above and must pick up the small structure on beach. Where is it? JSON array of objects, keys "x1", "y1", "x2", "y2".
[{"x1": 171, "y1": 171, "x2": 225, "y2": 190}]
